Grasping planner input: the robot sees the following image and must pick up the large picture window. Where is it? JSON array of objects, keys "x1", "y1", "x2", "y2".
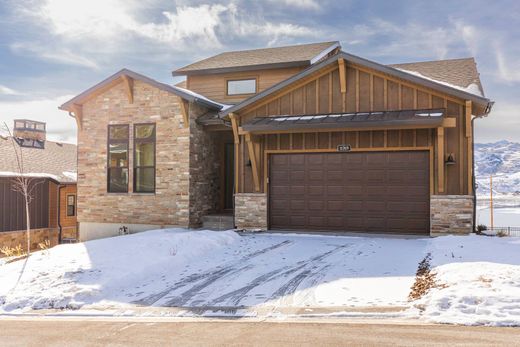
[
  {"x1": 107, "y1": 124, "x2": 129, "y2": 193},
  {"x1": 226, "y1": 78, "x2": 256, "y2": 95},
  {"x1": 134, "y1": 124, "x2": 156, "y2": 193}
]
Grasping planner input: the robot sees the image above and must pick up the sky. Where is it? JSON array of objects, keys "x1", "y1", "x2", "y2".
[{"x1": 0, "y1": 0, "x2": 518, "y2": 144}]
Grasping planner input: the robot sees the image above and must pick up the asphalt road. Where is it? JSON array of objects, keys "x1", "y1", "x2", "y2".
[{"x1": 1, "y1": 318, "x2": 519, "y2": 346}]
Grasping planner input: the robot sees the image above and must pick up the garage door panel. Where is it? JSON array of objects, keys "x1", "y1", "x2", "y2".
[{"x1": 269, "y1": 151, "x2": 429, "y2": 234}]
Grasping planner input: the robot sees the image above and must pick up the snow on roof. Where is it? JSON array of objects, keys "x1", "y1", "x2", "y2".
[
  {"x1": 171, "y1": 86, "x2": 233, "y2": 110},
  {"x1": 395, "y1": 68, "x2": 484, "y2": 97}
]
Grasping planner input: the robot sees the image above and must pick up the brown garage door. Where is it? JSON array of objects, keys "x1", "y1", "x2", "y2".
[{"x1": 269, "y1": 151, "x2": 430, "y2": 234}]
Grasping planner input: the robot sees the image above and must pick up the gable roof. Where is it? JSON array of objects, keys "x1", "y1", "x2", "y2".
[
  {"x1": 173, "y1": 41, "x2": 340, "y2": 76},
  {"x1": 59, "y1": 69, "x2": 226, "y2": 111},
  {"x1": 389, "y1": 58, "x2": 484, "y2": 97},
  {"x1": 221, "y1": 51, "x2": 493, "y2": 117},
  {"x1": 0, "y1": 136, "x2": 77, "y2": 183}
]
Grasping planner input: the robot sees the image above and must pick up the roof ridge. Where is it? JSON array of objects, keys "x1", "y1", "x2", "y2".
[
  {"x1": 217, "y1": 41, "x2": 338, "y2": 55},
  {"x1": 389, "y1": 57, "x2": 476, "y2": 66}
]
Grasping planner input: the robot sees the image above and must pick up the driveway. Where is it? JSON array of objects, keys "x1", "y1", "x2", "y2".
[{"x1": 130, "y1": 233, "x2": 427, "y2": 312}]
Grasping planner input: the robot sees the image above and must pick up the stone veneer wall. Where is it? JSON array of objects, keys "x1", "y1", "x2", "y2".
[
  {"x1": 188, "y1": 103, "x2": 221, "y2": 227},
  {"x1": 430, "y1": 195, "x2": 474, "y2": 235},
  {"x1": 0, "y1": 228, "x2": 59, "y2": 256},
  {"x1": 234, "y1": 193, "x2": 267, "y2": 230},
  {"x1": 78, "y1": 79, "x2": 207, "y2": 230}
]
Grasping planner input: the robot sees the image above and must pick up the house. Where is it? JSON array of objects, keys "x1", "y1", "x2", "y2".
[
  {"x1": 0, "y1": 120, "x2": 77, "y2": 252},
  {"x1": 58, "y1": 41, "x2": 493, "y2": 240}
]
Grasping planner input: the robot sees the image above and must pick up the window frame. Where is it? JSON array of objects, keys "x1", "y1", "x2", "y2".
[
  {"x1": 226, "y1": 77, "x2": 257, "y2": 96},
  {"x1": 107, "y1": 124, "x2": 130, "y2": 193},
  {"x1": 133, "y1": 123, "x2": 156, "y2": 193},
  {"x1": 66, "y1": 194, "x2": 76, "y2": 217}
]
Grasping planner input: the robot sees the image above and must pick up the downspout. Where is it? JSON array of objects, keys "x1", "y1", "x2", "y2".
[
  {"x1": 471, "y1": 101, "x2": 494, "y2": 232},
  {"x1": 57, "y1": 184, "x2": 65, "y2": 243}
]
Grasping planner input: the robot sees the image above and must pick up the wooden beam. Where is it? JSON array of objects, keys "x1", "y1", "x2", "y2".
[
  {"x1": 437, "y1": 127, "x2": 445, "y2": 193},
  {"x1": 245, "y1": 133, "x2": 260, "y2": 192},
  {"x1": 121, "y1": 75, "x2": 133, "y2": 104},
  {"x1": 338, "y1": 58, "x2": 347, "y2": 93},
  {"x1": 465, "y1": 100, "x2": 472, "y2": 138},
  {"x1": 179, "y1": 99, "x2": 190, "y2": 128},
  {"x1": 466, "y1": 100, "x2": 473, "y2": 194},
  {"x1": 229, "y1": 113, "x2": 240, "y2": 144},
  {"x1": 71, "y1": 104, "x2": 83, "y2": 130},
  {"x1": 442, "y1": 118, "x2": 457, "y2": 128}
]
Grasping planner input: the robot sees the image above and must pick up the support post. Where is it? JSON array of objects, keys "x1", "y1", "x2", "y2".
[
  {"x1": 437, "y1": 127, "x2": 445, "y2": 193},
  {"x1": 466, "y1": 100, "x2": 473, "y2": 194},
  {"x1": 229, "y1": 113, "x2": 240, "y2": 194}
]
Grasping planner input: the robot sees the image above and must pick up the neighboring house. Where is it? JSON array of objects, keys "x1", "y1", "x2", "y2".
[
  {"x1": 59, "y1": 41, "x2": 493, "y2": 240},
  {"x1": 0, "y1": 120, "x2": 77, "y2": 252}
]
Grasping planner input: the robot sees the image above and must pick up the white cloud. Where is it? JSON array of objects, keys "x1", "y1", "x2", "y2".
[
  {"x1": 10, "y1": 43, "x2": 100, "y2": 69},
  {"x1": 272, "y1": 0, "x2": 321, "y2": 10},
  {"x1": 0, "y1": 85, "x2": 21, "y2": 96},
  {"x1": 495, "y1": 47, "x2": 520, "y2": 83},
  {"x1": 0, "y1": 95, "x2": 77, "y2": 143}
]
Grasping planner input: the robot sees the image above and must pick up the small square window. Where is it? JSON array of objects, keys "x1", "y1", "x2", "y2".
[{"x1": 227, "y1": 79, "x2": 256, "y2": 95}]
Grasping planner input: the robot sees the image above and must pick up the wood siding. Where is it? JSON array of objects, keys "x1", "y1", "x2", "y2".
[
  {"x1": 234, "y1": 62, "x2": 471, "y2": 197},
  {"x1": 0, "y1": 177, "x2": 50, "y2": 232},
  {"x1": 187, "y1": 67, "x2": 306, "y2": 104}
]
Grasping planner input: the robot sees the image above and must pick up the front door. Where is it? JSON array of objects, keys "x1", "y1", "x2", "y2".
[{"x1": 223, "y1": 143, "x2": 234, "y2": 210}]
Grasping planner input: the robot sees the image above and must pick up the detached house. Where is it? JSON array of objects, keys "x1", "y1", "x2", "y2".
[{"x1": 59, "y1": 41, "x2": 493, "y2": 240}]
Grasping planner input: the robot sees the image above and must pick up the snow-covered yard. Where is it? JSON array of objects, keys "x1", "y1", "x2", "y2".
[{"x1": 1, "y1": 229, "x2": 519, "y2": 326}]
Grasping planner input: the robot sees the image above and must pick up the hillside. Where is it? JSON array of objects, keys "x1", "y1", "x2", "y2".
[{"x1": 475, "y1": 140, "x2": 520, "y2": 206}]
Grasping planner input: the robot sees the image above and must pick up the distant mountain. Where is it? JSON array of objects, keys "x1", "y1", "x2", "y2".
[{"x1": 475, "y1": 140, "x2": 520, "y2": 197}]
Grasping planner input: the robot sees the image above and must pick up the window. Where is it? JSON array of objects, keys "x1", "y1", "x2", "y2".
[
  {"x1": 134, "y1": 124, "x2": 156, "y2": 193},
  {"x1": 107, "y1": 124, "x2": 129, "y2": 193},
  {"x1": 227, "y1": 79, "x2": 256, "y2": 95},
  {"x1": 66, "y1": 195, "x2": 76, "y2": 217}
]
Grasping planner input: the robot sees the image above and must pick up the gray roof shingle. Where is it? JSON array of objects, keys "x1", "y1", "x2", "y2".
[{"x1": 0, "y1": 137, "x2": 77, "y2": 183}]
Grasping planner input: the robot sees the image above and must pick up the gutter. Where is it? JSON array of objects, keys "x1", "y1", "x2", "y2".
[
  {"x1": 57, "y1": 184, "x2": 65, "y2": 243},
  {"x1": 472, "y1": 101, "x2": 494, "y2": 232}
]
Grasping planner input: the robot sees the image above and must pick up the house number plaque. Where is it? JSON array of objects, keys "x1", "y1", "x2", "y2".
[{"x1": 337, "y1": 144, "x2": 352, "y2": 152}]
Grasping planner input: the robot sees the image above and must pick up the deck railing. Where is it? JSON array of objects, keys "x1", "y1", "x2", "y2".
[{"x1": 482, "y1": 227, "x2": 520, "y2": 237}]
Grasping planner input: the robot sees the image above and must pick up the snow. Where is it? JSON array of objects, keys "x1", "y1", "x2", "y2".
[
  {"x1": 62, "y1": 171, "x2": 77, "y2": 181},
  {"x1": 172, "y1": 86, "x2": 233, "y2": 110},
  {"x1": 1, "y1": 229, "x2": 520, "y2": 326},
  {"x1": 394, "y1": 68, "x2": 484, "y2": 97},
  {"x1": 409, "y1": 235, "x2": 520, "y2": 326},
  {"x1": 0, "y1": 171, "x2": 60, "y2": 180}
]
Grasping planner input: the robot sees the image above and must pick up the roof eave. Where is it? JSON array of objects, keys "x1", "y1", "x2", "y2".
[{"x1": 59, "y1": 68, "x2": 224, "y2": 112}]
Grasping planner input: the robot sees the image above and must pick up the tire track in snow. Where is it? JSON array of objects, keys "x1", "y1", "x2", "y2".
[
  {"x1": 132, "y1": 240, "x2": 293, "y2": 306},
  {"x1": 203, "y1": 244, "x2": 350, "y2": 307}
]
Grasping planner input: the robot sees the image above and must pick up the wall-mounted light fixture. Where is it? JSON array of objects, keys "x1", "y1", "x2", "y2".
[{"x1": 445, "y1": 153, "x2": 456, "y2": 165}]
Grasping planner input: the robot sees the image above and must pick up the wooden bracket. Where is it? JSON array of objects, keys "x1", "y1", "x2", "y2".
[
  {"x1": 246, "y1": 133, "x2": 260, "y2": 192},
  {"x1": 71, "y1": 104, "x2": 83, "y2": 130},
  {"x1": 179, "y1": 99, "x2": 190, "y2": 128},
  {"x1": 437, "y1": 127, "x2": 445, "y2": 193},
  {"x1": 229, "y1": 113, "x2": 240, "y2": 144},
  {"x1": 121, "y1": 75, "x2": 134, "y2": 104},
  {"x1": 338, "y1": 58, "x2": 347, "y2": 94}
]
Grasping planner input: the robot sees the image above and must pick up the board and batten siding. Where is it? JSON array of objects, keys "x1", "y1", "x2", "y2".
[
  {"x1": 187, "y1": 67, "x2": 306, "y2": 104},
  {"x1": 234, "y1": 62, "x2": 471, "y2": 197}
]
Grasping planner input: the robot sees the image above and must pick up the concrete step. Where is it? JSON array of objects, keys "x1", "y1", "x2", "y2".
[{"x1": 202, "y1": 214, "x2": 234, "y2": 231}]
